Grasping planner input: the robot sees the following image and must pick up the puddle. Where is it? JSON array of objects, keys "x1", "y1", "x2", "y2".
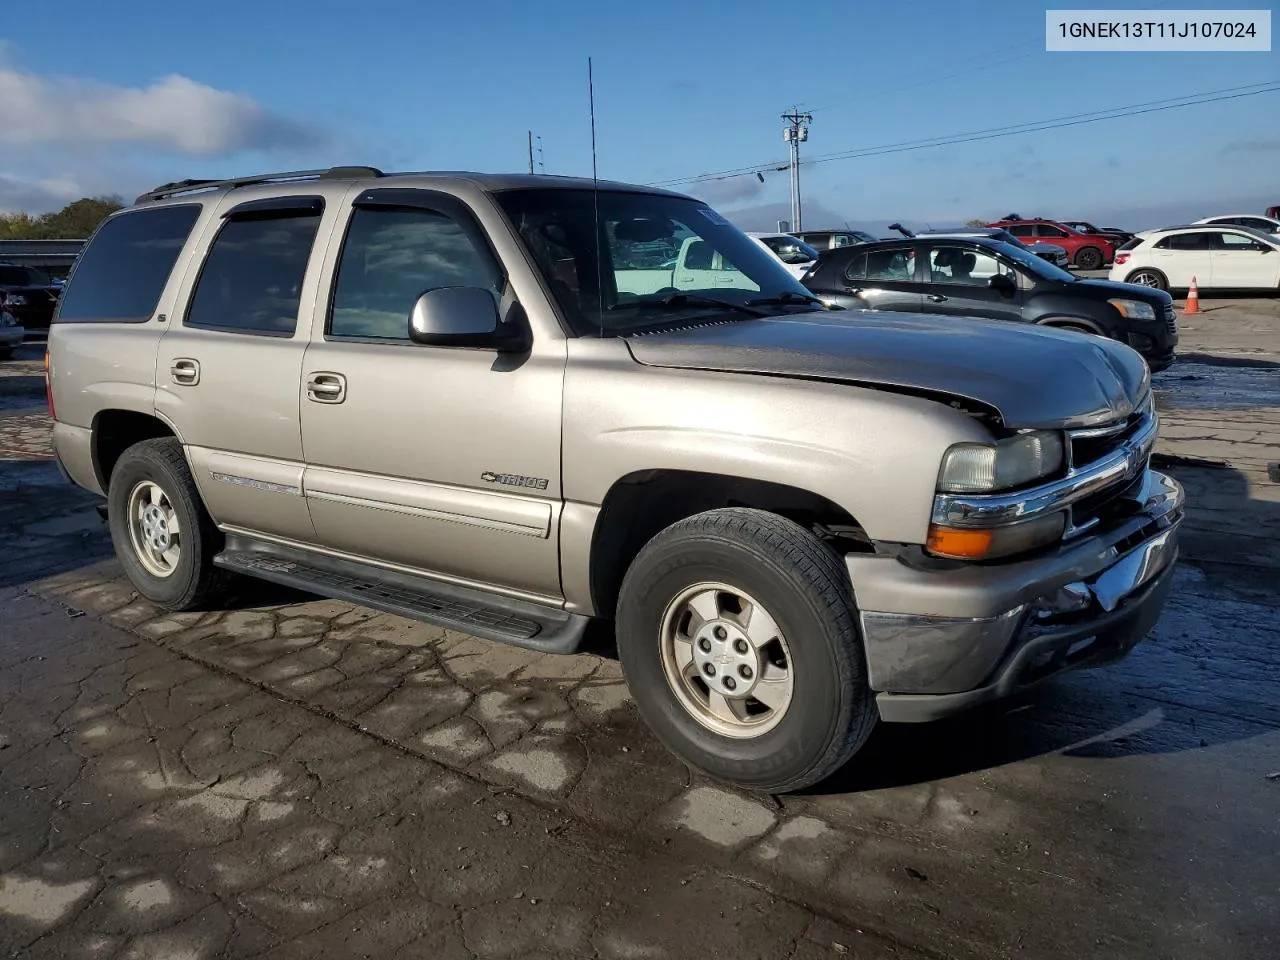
[{"x1": 1154, "y1": 360, "x2": 1280, "y2": 412}]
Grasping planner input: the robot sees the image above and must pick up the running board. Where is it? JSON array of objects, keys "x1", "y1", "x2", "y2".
[{"x1": 213, "y1": 537, "x2": 588, "y2": 654}]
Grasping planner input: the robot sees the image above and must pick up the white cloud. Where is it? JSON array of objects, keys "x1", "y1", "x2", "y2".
[
  {"x1": 0, "y1": 62, "x2": 321, "y2": 156},
  {"x1": 0, "y1": 171, "x2": 84, "y2": 213}
]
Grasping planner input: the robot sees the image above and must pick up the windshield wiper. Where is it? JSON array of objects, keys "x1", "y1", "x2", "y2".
[
  {"x1": 608, "y1": 292, "x2": 772, "y2": 318},
  {"x1": 746, "y1": 291, "x2": 828, "y2": 309}
]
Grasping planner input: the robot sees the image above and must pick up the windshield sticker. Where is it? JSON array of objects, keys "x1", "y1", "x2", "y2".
[{"x1": 696, "y1": 207, "x2": 731, "y2": 226}]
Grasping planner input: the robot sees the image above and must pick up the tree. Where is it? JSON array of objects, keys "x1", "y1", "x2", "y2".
[
  {"x1": 0, "y1": 195, "x2": 124, "y2": 240},
  {"x1": 965, "y1": 218, "x2": 987, "y2": 227}
]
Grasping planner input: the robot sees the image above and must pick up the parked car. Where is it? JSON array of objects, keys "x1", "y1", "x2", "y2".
[
  {"x1": 746, "y1": 232, "x2": 820, "y2": 278},
  {"x1": 1061, "y1": 221, "x2": 1135, "y2": 248},
  {"x1": 48, "y1": 166, "x2": 1183, "y2": 793},
  {"x1": 1267, "y1": 205, "x2": 1279, "y2": 220},
  {"x1": 1192, "y1": 214, "x2": 1280, "y2": 235},
  {"x1": 891, "y1": 224, "x2": 1072, "y2": 269},
  {"x1": 988, "y1": 219, "x2": 1116, "y2": 270},
  {"x1": 0, "y1": 261, "x2": 61, "y2": 334},
  {"x1": 801, "y1": 236, "x2": 1178, "y2": 371},
  {"x1": 794, "y1": 229, "x2": 878, "y2": 250},
  {"x1": 1110, "y1": 225, "x2": 1280, "y2": 293},
  {"x1": 0, "y1": 301, "x2": 24, "y2": 359}
]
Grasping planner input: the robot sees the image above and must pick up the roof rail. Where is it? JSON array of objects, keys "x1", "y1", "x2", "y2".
[{"x1": 135, "y1": 166, "x2": 385, "y2": 204}]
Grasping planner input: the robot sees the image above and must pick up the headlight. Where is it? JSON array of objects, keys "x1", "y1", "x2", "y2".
[
  {"x1": 937, "y1": 430, "x2": 1064, "y2": 494},
  {"x1": 1108, "y1": 298, "x2": 1156, "y2": 320}
]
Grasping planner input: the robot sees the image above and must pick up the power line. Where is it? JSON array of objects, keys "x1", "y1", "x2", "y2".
[{"x1": 656, "y1": 81, "x2": 1280, "y2": 188}]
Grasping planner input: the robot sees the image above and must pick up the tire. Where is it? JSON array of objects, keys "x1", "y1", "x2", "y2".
[
  {"x1": 615, "y1": 508, "x2": 877, "y2": 793},
  {"x1": 107, "y1": 437, "x2": 230, "y2": 610},
  {"x1": 1074, "y1": 246, "x2": 1104, "y2": 270},
  {"x1": 1045, "y1": 321, "x2": 1098, "y2": 336},
  {"x1": 1126, "y1": 269, "x2": 1167, "y2": 292}
]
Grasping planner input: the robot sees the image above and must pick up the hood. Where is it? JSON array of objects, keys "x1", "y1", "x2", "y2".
[
  {"x1": 1070, "y1": 277, "x2": 1174, "y2": 304},
  {"x1": 625, "y1": 311, "x2": 1150, "y2": 430}
]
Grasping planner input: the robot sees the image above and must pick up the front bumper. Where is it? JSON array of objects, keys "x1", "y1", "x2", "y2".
[{"x1": 848, "y1": 469, "x2": 1184, "y2": 723}]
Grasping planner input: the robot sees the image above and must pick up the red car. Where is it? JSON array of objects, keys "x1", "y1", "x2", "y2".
[{"x1": 986, "y1": 219, "x2": 1116, "y2": 270}]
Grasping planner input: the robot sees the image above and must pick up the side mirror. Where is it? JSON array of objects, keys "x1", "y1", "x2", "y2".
[
  {"x1": 408, "y1": 287, "x2": 529, "y2": 352},
  {"x1": 989, "y1": 272, "x2": 1017, "y2": 293}
]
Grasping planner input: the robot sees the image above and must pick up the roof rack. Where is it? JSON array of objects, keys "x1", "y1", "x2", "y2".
[{"x1": 135, "y1": 166, "x2": 385, "y2": 204}]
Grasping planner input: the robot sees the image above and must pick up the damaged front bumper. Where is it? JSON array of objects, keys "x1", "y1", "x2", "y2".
[{"x1": 848, "y1": 469, "x2": 1184, "y2": 723}]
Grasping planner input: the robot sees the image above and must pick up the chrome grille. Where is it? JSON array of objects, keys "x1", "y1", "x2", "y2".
[{"x1": 1063, "y1": 395, "x2": 1156, "y2": 537}]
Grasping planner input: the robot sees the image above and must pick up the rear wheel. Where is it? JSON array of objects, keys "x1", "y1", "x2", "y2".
[
  {"x1": 616, "y1": 508, "x2": 877, "y2": 793},
  {"x1": 1126, "y1": 269, "x2": 1167, "y2": 291},
  {"x1": 107, "y1": 437, "x2": 229, "y2": 610},
  {"x1": 1074, "y1": 246, "x2": 1104, "y2": 270}
]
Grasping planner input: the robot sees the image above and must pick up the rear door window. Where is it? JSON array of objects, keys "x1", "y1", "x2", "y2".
[
  {"x1": 1155, "y1": 232, "x2": 1214, "y2": 250},
  {"x1": 55, "y1": 205, "x2": 201, "y2": 324},
  {"x1": 864, "y1": 248, "x2": 916, "y2": 281},
  {"x1": 185, "y1": 208, "x2": 323, "y2": 336}
]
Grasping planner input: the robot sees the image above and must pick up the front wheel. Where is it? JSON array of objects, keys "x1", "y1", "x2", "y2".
[
  {"x1": 107, "y1": 437, "x2": 229, "y2": 610},
  {"x1": 616, "y1": 508, "x2": 877, "y2": 793},
  {"x1": 1074, "y1": 246, "x2": 1104, "y2": 270}
]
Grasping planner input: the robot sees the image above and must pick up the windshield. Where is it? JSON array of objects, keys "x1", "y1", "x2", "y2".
[
  {"x1": 496, "y1": 189, "x2": 816, "y2": 335},
  {"x1": 757, "y1": 235, "x2": 820, "y2": 264},
  {"x1": 990, "y1": 240, "x2": 1077, "y2": 282}
]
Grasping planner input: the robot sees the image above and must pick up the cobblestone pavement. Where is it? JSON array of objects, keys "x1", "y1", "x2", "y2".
[{"x1": 1, "y1": 301, "x2": 1278, "y2": 960}]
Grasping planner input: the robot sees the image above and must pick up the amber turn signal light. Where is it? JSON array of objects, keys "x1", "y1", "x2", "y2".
[{"x1": 926, "y1": 525, "x2": 995, "y2": 560}]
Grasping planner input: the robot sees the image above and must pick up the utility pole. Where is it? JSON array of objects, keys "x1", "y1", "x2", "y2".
[
  {"x1": 527, "y1": 131, "x2": 535, "y2": 174},
  {"x1": 781, "y1": 108, "x2": 811, "y2": 233}
]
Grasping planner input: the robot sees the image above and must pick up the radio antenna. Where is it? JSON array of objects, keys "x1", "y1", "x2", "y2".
[{"x1": 589, "y1": 56, "x2": 604, "y2": 337}]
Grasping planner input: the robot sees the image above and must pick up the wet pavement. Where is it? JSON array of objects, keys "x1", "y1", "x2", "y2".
[{"x1": 1, "y1": 301, "x2": 1278, "y2": 960}]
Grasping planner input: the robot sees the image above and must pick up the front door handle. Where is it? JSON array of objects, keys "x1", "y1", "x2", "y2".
[
  {"x1": 927, "y1": 294, "x2": 949, "y2": 303},
  {"x1": 170, "y1": 358, "x2": 200, "y2": 385},
  {"x1": 306, "y1": 372, "x2": 346, "y2": 404}
]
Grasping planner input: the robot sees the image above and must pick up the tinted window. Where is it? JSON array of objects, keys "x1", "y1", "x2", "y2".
[
  {"x1": 330, "y1": 207, "x2": 501, "y2": 340},
  {"x1": 1035, "y1": 224, "x2": 1069, "y2": 238},
  {"x1": 55, "y1": 205, "x2": 200, "y2": 324},
  {"x1": 865, "y1": 248, "x2": 916, "y2": 281},
  {"x1": 842, "y1": 252, "x2": 868, "y2": 281},
  {"x1": 1118, "y1": 237, "x2": 1145, "y2": 251},
  {"x1": 1155, "y1": 232, "x2": 1213, "y2": 251},
  {"x1": 186, "y1": 213, "x2": 322, "y2": 336},
  {"x1": 1237, "y1": 217, "x2": 1275, "y2": 231},
  {"x1": 1007, "y1": 224, "x2": 1034, "y2": 237},
  {"x1": 928, "y1": 246, "x2": 1012, "y2": 284},
  {"x1": 0, "y1": 265, "x2": 46, "y2": 285}
]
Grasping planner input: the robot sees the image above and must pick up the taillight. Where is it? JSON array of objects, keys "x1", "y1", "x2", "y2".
[
  {"x1": 1115, "y1": 252, "x2": 1130, "y2": 266},
  {"x1": 44, "y1": 350, "x2": 55, "y2": 419}
]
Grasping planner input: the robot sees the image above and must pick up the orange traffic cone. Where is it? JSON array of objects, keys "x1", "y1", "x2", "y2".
[{"x1": 1184, "y1": 276, "x2": 1200, "y2": 315}]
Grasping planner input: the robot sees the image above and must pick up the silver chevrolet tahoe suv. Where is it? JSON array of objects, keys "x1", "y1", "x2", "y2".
[{"x1": 47, "y1": 166, "x2": 1184, "y2": 793}]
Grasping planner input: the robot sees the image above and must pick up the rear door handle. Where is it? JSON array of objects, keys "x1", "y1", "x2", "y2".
[
  {"x1": 927, "y1": 294, "x2": 949, "y2": 303},
  {"x1": 170, "y1": 358, "x2": 200, "y2": 385},
  {"x1": 306, "y1": 372, "x2": 346, "y2": 404}
]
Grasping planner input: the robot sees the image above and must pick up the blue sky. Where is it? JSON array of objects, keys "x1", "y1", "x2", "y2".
[{"x1": 1, "y1": 0, "x2": 1276, "y2": 229}]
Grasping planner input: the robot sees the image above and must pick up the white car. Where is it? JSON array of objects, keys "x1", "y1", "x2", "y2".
[
  {"x1": 746, "y1": 232, "x2": 821, "y2": 279},
  {"x1": 1110, "y1": 225, "x2": 1280, "y2": 292},
  {"x1": 1192, "y1": 214, "x2": 1280, "y2": 235}
]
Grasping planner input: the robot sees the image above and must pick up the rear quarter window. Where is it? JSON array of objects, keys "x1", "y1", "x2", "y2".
[
  {"x1": 1118, "y1": 237, "x2": 1145, "y2": 251},
  {"x1": 55, "y1": 205, "x2": 201, "y2": 324}
]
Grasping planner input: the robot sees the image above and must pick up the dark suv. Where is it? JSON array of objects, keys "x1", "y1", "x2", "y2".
[
  {"x1": 0, "y1": 262, "x2": 61, "y2": 333},
  {"x1": 800, "y1": 236, "x2": 1177, "y2": 371}
]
